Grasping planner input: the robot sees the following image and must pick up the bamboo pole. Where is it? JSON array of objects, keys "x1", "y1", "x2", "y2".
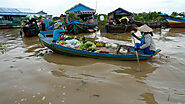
[{"x1": 133, "y1": 38, "x2": 141, "y2": 72}]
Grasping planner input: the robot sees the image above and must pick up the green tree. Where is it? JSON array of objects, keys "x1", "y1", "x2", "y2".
[
  {"x1": 171, "y1": 12, "x2": 178, "y2": 16},
  {"x1": 53, "y1": 17, "x2": 61, "y2": 21},
  {"x1": 134, "y1": 11, "x2": 164, "y2": 22}
]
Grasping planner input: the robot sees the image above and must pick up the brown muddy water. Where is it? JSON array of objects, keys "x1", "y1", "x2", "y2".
[{"x1": 0, "y1": 28, "x2": 185, "y2": 104}]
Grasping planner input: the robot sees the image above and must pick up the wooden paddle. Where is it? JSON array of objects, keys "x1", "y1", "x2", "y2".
[{"x1": 133, "y1": 38, "x2": 141, "y2": 72}]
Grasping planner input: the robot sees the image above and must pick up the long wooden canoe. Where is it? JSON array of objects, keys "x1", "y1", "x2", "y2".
[
  {"x1": 39, "y1": 31, "x2": 161, "y2": 61},
  {"x1": 160, "y1": 14, "x2": 185, "y2": 28}
]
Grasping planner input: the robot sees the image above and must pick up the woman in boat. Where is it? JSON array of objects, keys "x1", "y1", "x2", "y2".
[
  {"x1": 131, "y1": 24, "x2": 156, "y2": 54},
  {"x1": 88, "y1": 17, "x2": 94, "y2": 24},
  {"x1": 47, "y1": 21, "x2": 64, "y2": 31},
  {"x1": 129, "y1": 14, "x2": 135, "y2": 24},
  {"x1": 52, "y1": 23, "x2": 67, "y2": 42},
  {"x1": 38, "y1": 17, "x2": 46, "y2": 31}
]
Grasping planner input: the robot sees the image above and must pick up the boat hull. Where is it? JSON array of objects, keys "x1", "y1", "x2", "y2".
[
  {"x1": 169, "y1": 22, "x2": 185, "y2": 28},
  {"x1": 135, "y1": 21, "x2": 162, "y2": 28},
  {"x1": 160, "y1": 14, "x2": 185, "y2": 28},
  {"x1": 39, "y1": 31, "x2": 161, "y2": 61},
  {"x1": 105, "y1": 24, "x2": 133, "y2": 33},
  {"x1": 20, "y1": 26, "x2": 40, "y2": 37}
]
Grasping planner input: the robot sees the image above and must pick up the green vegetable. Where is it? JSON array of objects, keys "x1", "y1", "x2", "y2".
[
  {"x1": 94, "y1": 50, "x2": 101, "y2": 53},
  {"x1": 84, "y1": 41, "x2": 96, "y2": 51},
  {"x1": 78, "y1": 42, "x2": 84, "y2": 50},
  {"x1": 95, "y1": 41, "x2": 105, "y2": 47}
]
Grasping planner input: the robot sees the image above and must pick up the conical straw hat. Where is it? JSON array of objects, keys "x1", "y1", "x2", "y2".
[{"x1": 137, "y1": 24, "x2": 153, "y2": 32}]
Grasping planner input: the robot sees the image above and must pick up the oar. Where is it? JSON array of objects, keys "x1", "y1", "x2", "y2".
[{"x1": 133, "y1": 38, "x2": 141, "y2": 72}]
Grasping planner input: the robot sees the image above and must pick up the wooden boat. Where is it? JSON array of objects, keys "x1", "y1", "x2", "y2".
[
  {"x1": 135, "y1": 21, "x2": 162, "y2": 28},
  {"x1": 160, "y1": 14, "x2": 185, "y2": 28},
  {"x1": 20, "y1": 25, "x2": 40, "y2": 37},
  {"x1": 106, "y1": 7, "x2": 134, "y2": 33},
  {"x1": 66, "y1": 20, "x2": 96, "y2": 34},
  {"x1": 20, "y1": 18, "x2": 40, "y2": 37},
  {"x1": 38, "y1": 31, "x2": 161, "y2": 61},
  {"x1": 105, "y1": 24, "x2": 133, "y2": 33}
]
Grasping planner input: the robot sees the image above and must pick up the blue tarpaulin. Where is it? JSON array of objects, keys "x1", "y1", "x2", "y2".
[{"x1": 115, "y1": 10, "x2": 131, "y2": 15}]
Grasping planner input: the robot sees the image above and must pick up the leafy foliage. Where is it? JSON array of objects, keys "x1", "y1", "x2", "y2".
[
  {"x1": 134, "y1": 11, "x2": 164, "y2": 22},
  {"x1": 53, "y1": 16, "x2": 66, "y2": 24},
  {"x1": 68, "y1": 12, "x2": 82, "y2": 21},
  {"x1": 53, "y1": 17, "x2": 61, "y2": 21},
  {"x1": 134, "y1": 11, "x2": 185, "y2": 22}
]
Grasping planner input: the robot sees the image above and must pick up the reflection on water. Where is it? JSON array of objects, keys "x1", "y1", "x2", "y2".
[
  {"x1": 113, "y1": 62, "x2": 158, "y2": 79},
  {"x1": 140, "y1": 93, "x2": 158, "y2": 104},
  {"x1": 0, "y1": 28, "x2": 185, "y2": 104},
  {"x1": 44, "y1": 53, "x2": 98, "y2": 66}
]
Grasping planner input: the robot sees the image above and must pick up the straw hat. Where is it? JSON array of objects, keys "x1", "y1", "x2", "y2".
[
  {"x1": 137, "y1": 24, "x2": 153, "y2": 32},
  {"x1": 54, "y1": 23, "x2": 60, "y2": 29}
]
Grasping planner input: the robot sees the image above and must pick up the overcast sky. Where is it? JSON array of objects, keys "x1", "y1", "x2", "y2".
[{"x1": 0, "y1": 0, "x2": 184, "y2": 16}]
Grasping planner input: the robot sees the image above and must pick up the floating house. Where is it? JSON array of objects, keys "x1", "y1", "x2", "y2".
[
  {"x1": 65, "y1": 3, "x2": 97, "y2": 34},
  {"x1": 106, "y1": 8, "x2": 134, "y2": 33},
  {"x1": 108, "y1": 8, "x2": 133, "y2": 21},
  {"x1": 0, "y1": 8, "x2": 52, "y2": 29},
  {"x1": 65, "y1": 3, "x2": 96, "y2": 23}
]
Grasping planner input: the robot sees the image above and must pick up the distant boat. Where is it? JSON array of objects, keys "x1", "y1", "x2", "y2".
[
  {"x1": 135, "y1": 21, "x2": 162, "y2": 28},
  {"x1": 20, "y1": 18, "x2": 40, "y2": 37},
  {"x1": 160, "y1": 14, "x2": 185, "y2": 28},
  {"x1": 105, "y1": 24, "x2": 133, "y2": 33},
  {"x1": 106, "y1": 8, "x2": 134, "y2": 33}
]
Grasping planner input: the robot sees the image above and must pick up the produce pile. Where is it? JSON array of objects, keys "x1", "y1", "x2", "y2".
[{"x1": 55, "y1": 36, "x2": 127, "y2": 54}]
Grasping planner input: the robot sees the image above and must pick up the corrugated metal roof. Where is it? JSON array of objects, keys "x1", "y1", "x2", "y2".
[
  {"x1": 0, "y1": 8, "x2": 48, "y2": 16},
  {"x1": 0, "y1": 8, "x2": 20, "y2": 13},
  {"x1": 17, "y1": 8, "x2": 35, "y2": 13},
  {"x1": 66, "y1": 3, "x2": 95, "y2": 14},
  {"x1": 36, "y1": 10, "x2": 47, "y2": 14},
  {"x1": 0, "y1": 8, "x2": 36, "y2": 13},
  {"x1": 0, "y1": 13, "x2": 34, "y2": 16}
]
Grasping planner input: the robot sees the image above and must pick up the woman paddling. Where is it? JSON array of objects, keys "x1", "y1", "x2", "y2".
[{"x1": 131, "y1": 24, "x2": 156, "y2": 54}]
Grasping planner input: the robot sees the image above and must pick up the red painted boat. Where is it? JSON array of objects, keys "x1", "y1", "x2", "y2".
[{"x1": 160, "y1": 14, "x2": 185, "y2": 28}]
